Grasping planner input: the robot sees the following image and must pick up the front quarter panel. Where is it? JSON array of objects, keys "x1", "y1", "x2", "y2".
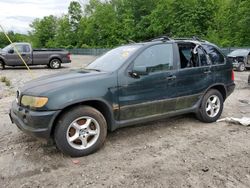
[{"x1": 43, "y1": 74, "x2": 118, "y2": 116}]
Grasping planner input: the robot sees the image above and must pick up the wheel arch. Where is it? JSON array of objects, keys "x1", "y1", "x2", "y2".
[
  {"x1": 49, "y1": 56, "x2": 62, "y2": 64},
  {"x1": 205, "y1": 84, "x2": 227, "y2": 101},
  {"x1": 50, "y1": 99, "x2": 114, "y2": 137},
  {"x1": 0, "y1": 57, "x2": 5, "y2": 64}
]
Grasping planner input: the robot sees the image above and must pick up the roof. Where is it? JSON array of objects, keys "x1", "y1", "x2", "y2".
[{"x1": 13, "y1": 42, "x2": 30, "y2": 45}]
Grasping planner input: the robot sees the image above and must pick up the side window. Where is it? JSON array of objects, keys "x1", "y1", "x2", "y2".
[
  {"x1": 23, "y1": 45, "x2": 31, "y2": 53},
  {"x1": 197, "y1": 47, "x2": 210, "y2": 66},
  {"x1": 203, "y1": 45, "x2": 225, "y2": 65},
  {"x1": 14, "y1": 45, "x2": 24, "y2": 53},
  {"x1": 133, "y1": 44, "x2": 173, "y2": 73}
]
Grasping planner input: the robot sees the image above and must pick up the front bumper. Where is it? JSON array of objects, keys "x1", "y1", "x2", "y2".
[{"x1": 9, "y1": 101, "x2": 60, "y2": 139}]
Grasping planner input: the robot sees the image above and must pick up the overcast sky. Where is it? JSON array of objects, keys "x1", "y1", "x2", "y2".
[{"x1": 0, "y1": 0, "x2": 75, "y2": 34}]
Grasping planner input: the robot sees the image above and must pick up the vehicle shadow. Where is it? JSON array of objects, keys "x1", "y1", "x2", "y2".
[{"x1": 3, "y1": 66, "x2": 70, "y2": 70}]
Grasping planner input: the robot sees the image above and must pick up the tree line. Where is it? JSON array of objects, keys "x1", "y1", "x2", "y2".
[{"x1": 1, "y1": 0, "x2": 249, "y2": 49}]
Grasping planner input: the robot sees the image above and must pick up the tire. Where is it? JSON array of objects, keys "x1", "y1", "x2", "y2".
[
  {"x1": 54, "y1": 106, "x2": 107, "y2": 157},
  {"x1": 0, "y1": 61, "x2": 5, "y2": 70},
  {"x1": 196, "y1": 89, "x2": 224, "y2": 123},
  {"x1": 237, "y1": 62, "x2": 245, "y2": 72},
  {"x1": 49, "y1": 59, "x2": 61, "y2": 69}
]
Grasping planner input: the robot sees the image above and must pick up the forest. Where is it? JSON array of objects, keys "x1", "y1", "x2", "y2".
[{"x1": 0, "y1": 0, "x2": 249, "y2": 49}]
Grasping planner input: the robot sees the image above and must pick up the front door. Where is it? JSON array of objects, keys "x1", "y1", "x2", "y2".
[
  {"x1": 118, "y1": 43, "x2": 177, "y2": 121},
  {"x1": 5, "y1": 44, "x2": 32, "y2": 66}
]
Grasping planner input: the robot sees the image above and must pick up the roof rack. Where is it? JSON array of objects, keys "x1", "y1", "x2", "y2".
[
  {"x1": 150, "y1": 35, "x2": 172, "y2": 42},
  {"x1": 174, "y1": 36, "x2": 204, "y2": 42}
]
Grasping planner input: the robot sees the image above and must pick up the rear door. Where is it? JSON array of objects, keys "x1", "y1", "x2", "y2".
[
  {"x1": 202, "y1": 44, "x2": 230, "y2": 84},
  {"x1": 118, "y1": 43, "x2": 177, "y2": 121},
  {"x1": 175, "y1": 44, "x2": 213, "y2": 110}
]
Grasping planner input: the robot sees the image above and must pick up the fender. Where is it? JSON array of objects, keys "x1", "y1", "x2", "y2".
[
  {"x1": 49, "y1": 97, "x2": 117, "y2": 133},
  {"x1": 203, "y1": 83, "x2": 227, "y2": 99},
  {"x1": 49, "y1": 55, "x2": 62, "y2": 63}
]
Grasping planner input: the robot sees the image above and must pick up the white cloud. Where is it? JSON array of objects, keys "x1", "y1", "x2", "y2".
[{"x1": 0, "y1": 0, "x2": 75, "y2": 34}]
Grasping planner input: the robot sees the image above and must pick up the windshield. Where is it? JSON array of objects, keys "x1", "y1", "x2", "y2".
[
  {"x1": 228, "y1": 49, "x2": 250, "y2": 57},
  {"x1": 2, "y1": 44, "x2": 12, "y2": 52},
  {"x1": 86, "y1": 45, "x2": 142, "y2": 72}
]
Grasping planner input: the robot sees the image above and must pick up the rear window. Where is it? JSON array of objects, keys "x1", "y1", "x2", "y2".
[{"x1": 202, "y1": 44, "x2": 225, "y2": 65}]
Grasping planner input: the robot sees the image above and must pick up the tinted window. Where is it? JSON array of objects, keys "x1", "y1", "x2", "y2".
[
  {"x1": 202, "y1": 45, "x2": 225, "y2": 64},
  {"x1": 86, "y1": 45, "x2": 141, "y2": 72},
  {"x1": 14, "y1": 45, "x2": 24, "y2": 53},
  {"x1": 23, "y1": 45, "x2": 31, "y2": 53},
  {"x1": 197, "y1": 47, "x2": 210, "y2": 66},
  {"x1": 133, "y1": 44, "x2": 173, "y2": 73}
]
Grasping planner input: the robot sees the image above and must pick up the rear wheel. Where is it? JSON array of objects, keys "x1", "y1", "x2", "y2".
[
  {"x1": 0, "y1": 61, "x2": 5, "y2": 70},
  {"x1": 49, "y1": 59, "x2": 61, "y2": 69},
  {"x1": 237, "y1": 62, "x2": 245, "y2": 72},
  {"x1": 196, "y1": 89, "x2": 224, "y2": 123},
  {"x1": 54, "y1": 106, "x2": 107, "y2": 157}
]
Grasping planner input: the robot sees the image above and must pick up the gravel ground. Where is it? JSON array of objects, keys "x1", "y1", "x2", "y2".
[{"x1": 0, "y1": 56, "x2": 250, "y2": 188}]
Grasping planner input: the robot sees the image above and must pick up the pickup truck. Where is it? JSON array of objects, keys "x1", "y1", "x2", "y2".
[{"x1": 0, "y1": 43, "x2": 71, "y2": 70}]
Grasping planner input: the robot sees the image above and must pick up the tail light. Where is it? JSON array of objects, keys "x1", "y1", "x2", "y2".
[
  {"x1": 67, "y1": 53, "x2": 71, "y2": 61},
  {"x1": 231, "y1": 70, "x2": 235, "y2": 81}
]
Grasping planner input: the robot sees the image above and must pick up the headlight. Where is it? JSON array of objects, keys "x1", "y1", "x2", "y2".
[{"x1": 21, "y1": 95, "x2": 48, "y2": 108}]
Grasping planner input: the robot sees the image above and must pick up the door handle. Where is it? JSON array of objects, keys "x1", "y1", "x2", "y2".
[
  {"x1": 21, "y1": 54, "x2": 26, "y2": 56},
  {"x1": 204, "y1": 70, "x2": 211, "y2": 74},
  {"x1": 165, "y1": 75, "x2": 176, "y2": 81}
]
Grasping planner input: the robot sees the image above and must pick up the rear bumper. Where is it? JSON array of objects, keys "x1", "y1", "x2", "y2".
[
  {"x1": 226, "y1": 83, "x2": 235, "y2": 98},
  {"x1": 9, "y1": 102, "x2": 60, "y2": 139}
]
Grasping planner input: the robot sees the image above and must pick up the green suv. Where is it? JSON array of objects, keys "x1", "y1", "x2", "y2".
[{"x1": 9, "y1": 37, "x2": 235, "y2": 157}]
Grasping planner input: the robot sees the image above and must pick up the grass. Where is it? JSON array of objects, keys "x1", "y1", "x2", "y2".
[{"x1": 0, "y1": 76, "x2": 11, "y2": 86}]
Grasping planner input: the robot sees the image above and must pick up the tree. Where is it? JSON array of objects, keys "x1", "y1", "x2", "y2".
[
  {"x1": 27, "y1": 0, "x2": 250, "y2": 48},
  {"x1": 54, "y1": 15, "x2": 72, "y2": 48},
  {"x1": 29, "y1": 15, "x2": 57, "y2": 48},
  {"x1": 0, "y1": 31, "x2": 29, "y2": 48}
]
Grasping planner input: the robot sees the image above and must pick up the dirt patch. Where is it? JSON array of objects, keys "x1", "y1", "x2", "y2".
[{"x1": 0, "y1": 57, "x2": 250, "y2": 187}]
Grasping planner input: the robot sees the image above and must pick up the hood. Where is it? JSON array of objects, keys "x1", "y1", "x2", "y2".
[
  {"x1": 21, "y1": 69, "x2": 109, "y2": 95},
  {"x1": 228, "y1": 49, "x2": 250, "y2": 57}
]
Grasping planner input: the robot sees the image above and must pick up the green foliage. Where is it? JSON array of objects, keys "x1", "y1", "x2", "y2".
[
  {"x1": 0, "y1": 31, "x2": 29, "y2": 48},
  {"x1": 22, "y1": 0, "x2": 249, "y2": 48},
  {"x1": 0, "y1": 76, "x2": 11, "y2": 86},
  {"x1": 29, "y1": 15, "x2": 58, "y2": 48}
]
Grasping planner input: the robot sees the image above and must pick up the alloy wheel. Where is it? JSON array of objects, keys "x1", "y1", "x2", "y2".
[
  {"x1": 66, "y1": 116, "x2": 100, "y2": 150},
  {"x1": 205, "y1": 95, "x2": 221, "y2": 118}
]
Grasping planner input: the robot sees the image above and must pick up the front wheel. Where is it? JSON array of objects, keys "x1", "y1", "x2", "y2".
[
  {"x1": 49, "y1": 59, "x2": 61, "y2": 69},
  {"x1": 237, "y1": 62, "x2": 245, "y2": 72},
  {"x1": 54, "y1": 106, "x2": 107, "y2": 157},
  {"x1": 196, "y1": 89, "x2": 224, "y2": 123}
]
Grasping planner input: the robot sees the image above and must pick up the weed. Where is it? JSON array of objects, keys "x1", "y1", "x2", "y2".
[
  {"x1": 0, "y1": 76, "x2": 7, "y2": 82},
  {"x1": 0, "y1": 76, "x2": 11, "y2": 86}
]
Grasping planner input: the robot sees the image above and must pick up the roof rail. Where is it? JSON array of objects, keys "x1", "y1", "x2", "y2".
[
  {"x1": 150, "y1": 35, "x2": 172, "y2": 42},
  {"x1": 174, "y1": 36, "x2": 204, "y2": 42}
]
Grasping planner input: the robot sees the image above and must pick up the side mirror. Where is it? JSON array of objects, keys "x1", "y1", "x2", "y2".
[
  {"x1": 8, "y1": 49, "x2": 14, "y2": 54},
  {"x1": 129, "y1": 66, "x2": 148, "y2": 78}
]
